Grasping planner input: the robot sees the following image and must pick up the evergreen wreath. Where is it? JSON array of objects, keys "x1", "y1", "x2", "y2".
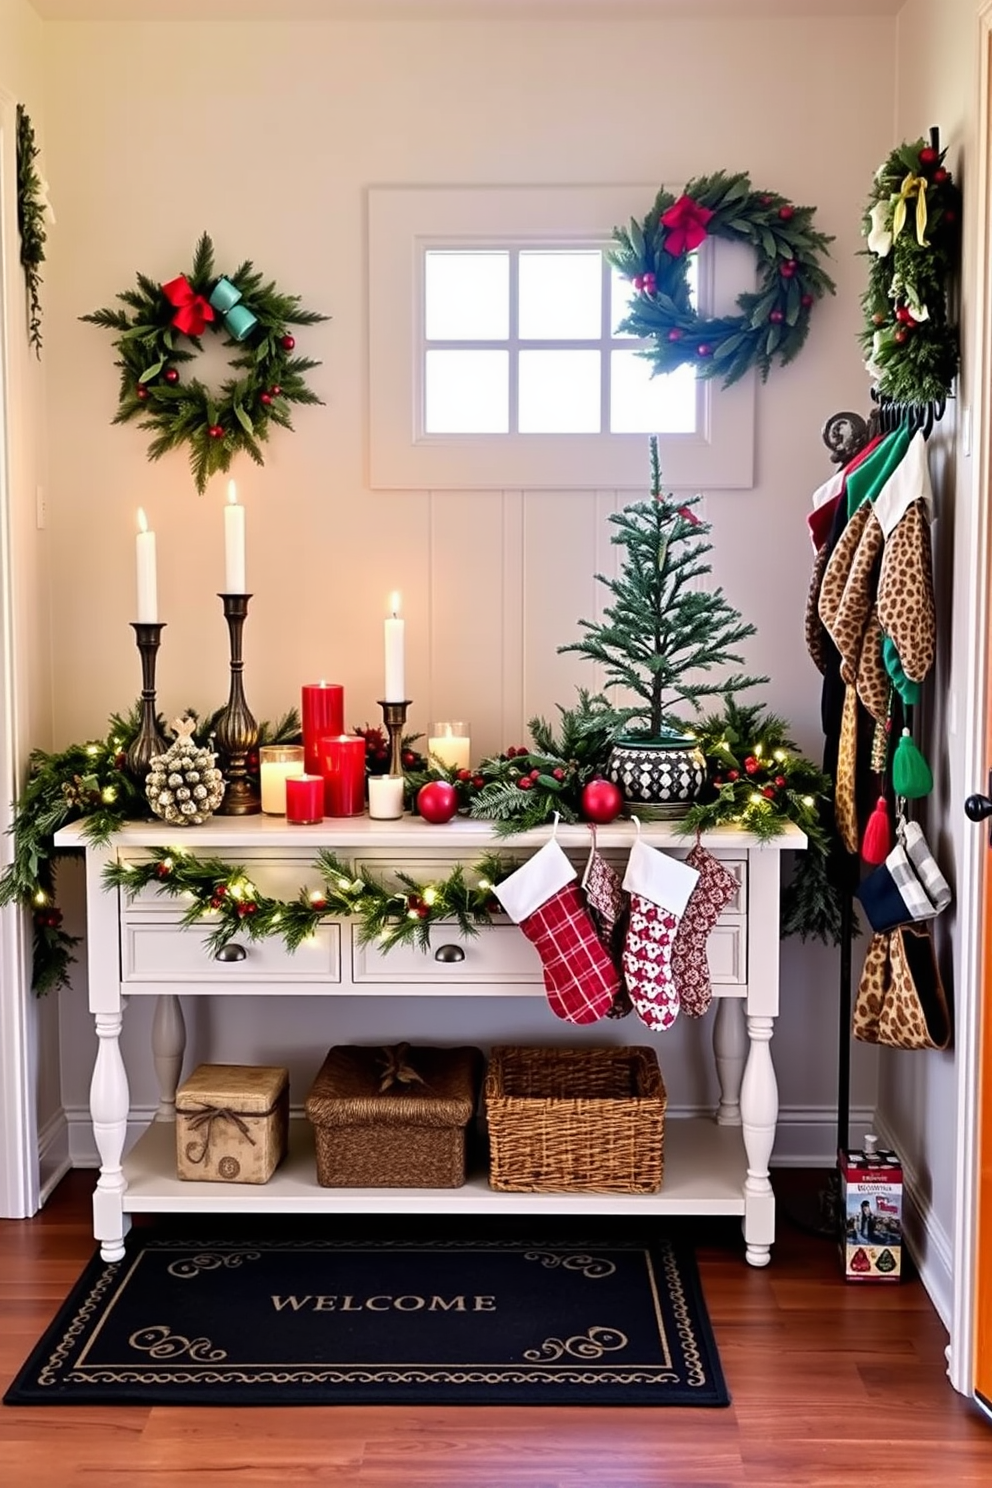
[
  {"x1": 859, "y1": 136, "x2": 961, "y2": 405},
  {"x1": 103, "y1": 847, "x2": 516, "y2": 958},
  {"x1": 82, "y1": 232, "x2": 327, "y2": 494},
  {"x1": 609, "y1": 170, "x2": 835, "y2": 386},
  {"x1": 16, "y1": 105, "x2": 51, "y2": 357}
]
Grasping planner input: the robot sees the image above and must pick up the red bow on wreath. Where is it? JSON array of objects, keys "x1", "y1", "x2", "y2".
[
  {"x1": 162, "y1": 274, "x2": 216, "y2": 337},
  {"x1": 660, "y1": 195, "x2": 715, "y2": 256}
]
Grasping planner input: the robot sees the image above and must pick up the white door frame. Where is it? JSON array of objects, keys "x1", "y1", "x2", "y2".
[
  {"x1": 947, "y1": 0, "x2": 992, "y2": 1400},
  {"x1": 0, "y1": 85, "x2": 40, "y2": 1220}
]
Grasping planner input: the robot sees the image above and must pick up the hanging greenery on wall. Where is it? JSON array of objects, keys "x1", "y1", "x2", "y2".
[
  {"x1": 15, "y1": 104, "x2": 52, "y2": 357},
  {"x1": 859, "y1": 135, "x2": 961, "y2": 405},
  {"x1": 609, "y1": 169, "x2": 835, "y2": 387}
]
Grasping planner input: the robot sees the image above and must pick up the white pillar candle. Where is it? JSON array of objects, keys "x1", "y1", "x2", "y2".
[
  {"x1": 384, "y1": 591, "x2": 405, "y2": 701},
  {"x1": 135, "y1": 508, "x2": 158, "y2": 623},
  {"x1": 224, "y1": 480, "x2": 246, "y2": 593},
  {"x1": 367, "y1": 774, "x2": 406, "y2": 820},
  {"x1": 428, "y1": 723, "x2": 471, "y2": 773}
]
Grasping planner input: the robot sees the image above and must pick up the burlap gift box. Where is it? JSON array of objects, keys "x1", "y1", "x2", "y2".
[
  {"x1": 176, "y1": 1063, "x2": 289, "y2": 1183},
  {"x1": 305, "y1": 1044, "x2": 482, "y2": 1188}
]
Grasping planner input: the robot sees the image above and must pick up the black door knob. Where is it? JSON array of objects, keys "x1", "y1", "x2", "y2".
[{"x1": 964, "y1": 794, "x2": 992, "y2": 823}]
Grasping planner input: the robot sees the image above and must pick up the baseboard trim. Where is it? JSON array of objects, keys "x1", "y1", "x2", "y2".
[
  {"x1": 874, "y1": 1115, "x2": 953, "y2": 1333},
  {"x1": 37, "y1": 1108, "x2": 71, "y2": 1206},
  {"x1": 61, "y1": 1101, "x2": 876, "y2": 1171}
]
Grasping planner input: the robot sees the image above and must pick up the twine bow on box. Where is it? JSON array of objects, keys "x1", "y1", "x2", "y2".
[
  {"x1": 376, "y1": 1043, "x2": 427, "y2": 1094},
  {"x1": 183, "y1": 1102, "x2": 258, "y2": 1166}
]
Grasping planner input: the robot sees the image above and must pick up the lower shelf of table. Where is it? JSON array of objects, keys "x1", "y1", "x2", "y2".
[{"x1": 120, "y1": 1116, "x2": 749, "y2": 1216}]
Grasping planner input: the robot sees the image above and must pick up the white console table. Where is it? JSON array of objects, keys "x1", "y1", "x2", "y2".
[{"x1": 54, "y1": 815, "x2": 804, "y2": 1268}]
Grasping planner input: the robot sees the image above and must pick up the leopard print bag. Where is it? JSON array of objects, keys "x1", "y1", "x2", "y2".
[{"x1": 853, "y1": 923, "x2": 950, "y2": 1051}]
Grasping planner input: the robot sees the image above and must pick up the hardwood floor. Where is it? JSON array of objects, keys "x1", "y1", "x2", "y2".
[{"x1": 2, "y1": 1170, "x2": 992, "y2": 1488}]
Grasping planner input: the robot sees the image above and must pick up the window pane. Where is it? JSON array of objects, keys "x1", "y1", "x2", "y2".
[
  {"x1": 519, "y1": 350, "x2": 600, "y2": 433},
  {"x1": 610, "y1": 352, "x2": 697, "y2": 434},
  {"x1": 425, "y1": 252, "x2": 509, "y2": 340},
  {"x1": 519, "y1": 251, "x2": 602, "y2": 340},
  {"x1": 425, "y1": 350, "x2": 508, "y2": 433},
  {"x1": 610, "y1": 257, "x2": 699, "y2": 336}
]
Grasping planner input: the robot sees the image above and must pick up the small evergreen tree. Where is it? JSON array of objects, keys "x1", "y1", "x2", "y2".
[{"x1": 559, "y1": 437, "x2": 766, "y2": 737}]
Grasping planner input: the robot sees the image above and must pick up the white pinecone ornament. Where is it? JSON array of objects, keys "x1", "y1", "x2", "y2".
[{"x1": 146, "y1": 716, "x2": 226, "y2": 826}]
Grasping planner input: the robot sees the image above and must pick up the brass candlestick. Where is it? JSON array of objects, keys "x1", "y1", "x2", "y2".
[
  {"x1": 126, "y1": 622, "x2": 168, "y2": 783},
  {"x1": 378, "y1": 699, "x2": 412, "y2": 777},
  {"x1": 215, "y1": 594, "x2": 260, "y2": 815}
]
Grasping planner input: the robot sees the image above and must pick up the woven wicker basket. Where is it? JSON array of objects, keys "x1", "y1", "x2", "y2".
[{"x1": 485, "y1": 1045, "x2": 666, "y2": 1194}]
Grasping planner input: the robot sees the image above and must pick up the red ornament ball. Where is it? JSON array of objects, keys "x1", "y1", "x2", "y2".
[
  {"x1": 417, "y1": 780, "x2": 458, "y2": 824},
  {"x1": 280, "y1": 334, "x2": 296, "y2": 351},
  {"x1": 136, "y1": 385, "x2": 150, "y2": 401},
  {"x1": 259, "y1": 392, "x2": 273, "y2": 407},
  {"x1": 697, "y1": 344, "x2": 713, "y2": 358},
  {"x1": 778, "y1": 205, "x2": 795, "y2": 220},
  {"x1": 208, "y1": 424, "x2": 225, "y2": 439},
  {"x1": 667, "y1": 328, "x2": 683, "y2": 342},
  {"x1": 164, "y1": 367, "x2": 180, "y2": 385},
  {"x1": 893, "y1": 327, "x2": 910, "y2": 345},
  {"x1": 780, "y1": 259, "x2": 798, "y2": 278},
  {"x1": 933, "y1": 168, "x2": 949, "y2": 184},
  {"x1": 270, "y1": 385, "x2": 282, "y2": 397},
  {"x1": 801, "y1": 293, "x2": 815, "y2": 308},
  {"x1": 919, "y1": 146, "x2": 938, "y2": 165},
  {"x1": 769, "y1": 309, "x2": 784, "y2": 324},
  {"x1": 581, "y1": 777, "x2": 623, "y2": 825}
]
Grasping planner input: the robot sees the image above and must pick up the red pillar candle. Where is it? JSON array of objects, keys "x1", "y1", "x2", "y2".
[
  {"x1": 285, "y1": 774, "x2": 324, "y2": 825},
  {"x1": 321, "y1": 734, "x2": 367, "y2": 817},
  {"x1": 301, "y1": 682, "x2": 344, "y2": 776}
]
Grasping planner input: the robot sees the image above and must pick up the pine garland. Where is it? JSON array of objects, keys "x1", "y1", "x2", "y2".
[
  {"x1": 609, "y1": 170, "x2": 835, "y2": 386},
  {"x1": 673, "y1": 701, "x2": 844, "y2": 943},
  {"x1": 16, "y1": 105, "x2": 50, "y2": 357},
  {"x1": 102, "y1": 847, "x2": 516, "y2": 958},
  {"x1": 0, "y1": 705, "x2": 301, "y2": 994},
  {"x1": 82, "y1": 233, "x2": 327, "y2": 494},
  {"x1": 859, "y1": 137, "x2": 960, "y2": 405}
]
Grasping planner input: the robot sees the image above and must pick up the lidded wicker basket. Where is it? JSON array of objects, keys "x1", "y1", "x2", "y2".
[{"x1": 484, "y1": 1045, "x2": 666, "y2": 1194}]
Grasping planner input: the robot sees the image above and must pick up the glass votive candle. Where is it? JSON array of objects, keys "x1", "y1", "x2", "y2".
[
  {"x1": 259, "y1": 744, "x2": 305, "y2": 815},
  {"x1": 321, "y1": 734, "x2": 367, "y2": 817},
  {"x1": 368, "y1": 774, "x2": 406, "y2": 820},
  {"x1": 428, "y1": 721, "x2": 471, "y2": 772},
  {"x1": 285, "y1": 774, "x2": 324, "y2": 825}
]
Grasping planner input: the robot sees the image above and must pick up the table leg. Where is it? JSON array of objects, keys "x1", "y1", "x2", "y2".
[
  {"x1": 90, "y1": 1008, "x2": 131, "y2": 1262},
  {"x1": 740, "y1": 1013, "x2": 778, "y2": 1267},
  {"x1": 152, "y1": 993, "x2": 186, "y2": 1120},
  {"x1": 713, "y1": 996, "x2": 747, "y2": 1125}
]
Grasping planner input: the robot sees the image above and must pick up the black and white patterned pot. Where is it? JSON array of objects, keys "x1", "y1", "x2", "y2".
[{"x1": 607, "y1": 736, "x2": 707, "y2": 819}]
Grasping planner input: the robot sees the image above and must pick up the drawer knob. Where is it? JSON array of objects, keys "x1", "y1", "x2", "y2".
[
  {"x1": 434, "y1": 943, "x2": 466, "y2": 963},
  {"x1": 214, "y1": 942, "x2": 247, "y2": 963}
]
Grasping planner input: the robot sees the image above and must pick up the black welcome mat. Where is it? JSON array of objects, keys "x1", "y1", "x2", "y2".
[{"x1": 4, "y1": 1222, "x2": 728, "y2": 1407}]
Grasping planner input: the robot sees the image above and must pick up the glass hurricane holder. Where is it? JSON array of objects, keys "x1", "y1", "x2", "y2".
[
  {"x1": 126, "y1": 622, "x2": 168, "y2": 783},
  {"x1": 215, "y1": 593, "x2": 260, "y2": 815},
  {"x1": 378, "y1": 699, "x2": 412, "y2": 778}
]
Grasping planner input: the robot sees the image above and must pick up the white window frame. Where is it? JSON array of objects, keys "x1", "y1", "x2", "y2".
[{"x1": 368, "y1": 185, "x2": 756, "y2": 491}]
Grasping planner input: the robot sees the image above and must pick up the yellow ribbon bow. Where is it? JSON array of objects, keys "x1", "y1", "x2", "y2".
[{"x1": 891, "y1": 173, "x2": 930, "y2": 247}]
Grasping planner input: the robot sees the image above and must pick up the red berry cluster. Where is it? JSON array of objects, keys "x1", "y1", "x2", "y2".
[
  {"x1": 34, "y1": 905, "x2": 63, "y2": 930},
  {"x1": 406, "y1": 894, "x2": 430, "y2": 919},
  {"x1": 712, "y1": 752, "x2": 788, "y2": 800}
]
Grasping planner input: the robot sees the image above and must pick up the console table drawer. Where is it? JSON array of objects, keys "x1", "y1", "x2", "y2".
[
  {"x1": 352, "y1": 921, "x2": 543, "y2": 985},
  {"x1": 122, "y1": 919, "x2": 340, "y2": 984}
]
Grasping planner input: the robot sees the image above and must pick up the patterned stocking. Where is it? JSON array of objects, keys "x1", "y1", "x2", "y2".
[
  {"x1": 582, "y1": 835, "x2": 632, "y2": 1019},
  {"x1": 494, "y1": 838, "x2": 619, "y2": 1025},
  {"x1": 671, "y1": 843, "x2": 739, "y2": 1017},
  {"x1": 621, "y1": 835, "x2": 700, "y2": 1032}
]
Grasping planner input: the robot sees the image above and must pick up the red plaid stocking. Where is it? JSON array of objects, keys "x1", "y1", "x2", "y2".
[
  {"x1": 494, "y1": 839, "x2": 620, "y2": 1025},
  {"x1": 671, "y1": 844, "x2": 739, "y2": 1017},
  {"x1": 621, "y1": 835, "x2": 700, "y2": 1032}
]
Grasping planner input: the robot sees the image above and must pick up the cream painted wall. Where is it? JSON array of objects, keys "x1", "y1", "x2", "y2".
[
  {"x1": 41, "y1": 14, "x2": 897, "y2": 1154},
  {"x1": 0, "y1": 0, "x2": 58, "y2": 1208},
  {"x1": 881, "y1": 0, "x2": 981, "y2": 1321}
]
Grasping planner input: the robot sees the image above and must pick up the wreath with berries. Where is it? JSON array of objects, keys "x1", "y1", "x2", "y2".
[
  {"x1": 858, "y1": 136, "x2": 961, "y2": 405},
  {"x1": 609, "y1": 170, "x2": 835, "y2": 387},
  {"x1": 82, "y1": 233, "x2": 327, "y2": 494}
]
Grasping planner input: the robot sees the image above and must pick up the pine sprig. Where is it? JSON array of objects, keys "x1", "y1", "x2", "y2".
[
  {"x1": 559, "y1": 440, "x2": 767, "y2": 738},
  {"x1": 609, "y1": 169, "x2": 835, "y2": 387},
  {"x1": 82, "y1": 232, "x2": 328, "y2": 493}
]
